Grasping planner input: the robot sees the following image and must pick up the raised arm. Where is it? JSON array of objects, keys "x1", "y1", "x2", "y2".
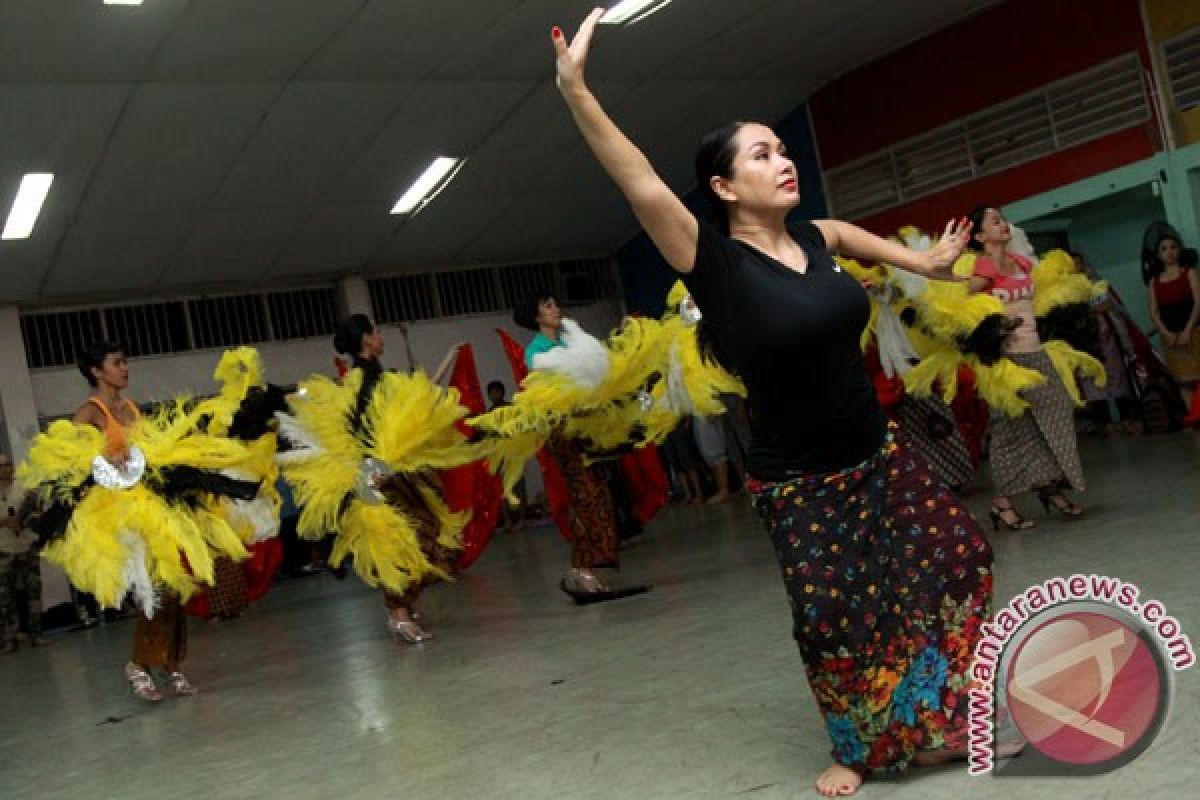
[
  {"x1": 812, "y1": 218, "x2": 972, "y2": 281},
  {"x1": 553, "y1": 9, "x2": 697, "y2": 272},
  {"x1": 430, "y1": 343, "x2": 465, "y2": 385}
]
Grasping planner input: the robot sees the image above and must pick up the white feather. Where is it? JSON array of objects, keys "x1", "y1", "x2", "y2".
[
  {"x1": 274, "y1": 412, "x2": 323, "y2": 465},
  {"x1": 119, "y1": 530, "x2": 158, "y2": 619},
  {"x1": 901, "y1": 231, "x2": 932, "y2": 252},
  {"x1": 665, "y1": 340, "x2": 695, "y2": 416},
  {"x1": 890, "y1": 267, "x2": 928, "y2": 301},
  {"x1": 227, "y1": 496, "x2": 281, "y2": 543},
  {"x1": 532, "y1": 318, "x2": 610, "y2": 390},
  {"x1": 1008, "y1": 225, "x2": 1037, "y2": 261}
]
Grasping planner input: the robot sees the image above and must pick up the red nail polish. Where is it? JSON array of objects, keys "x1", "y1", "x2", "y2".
[{"x1": 551, "y1": 26, "x2": 562, "y2": 39}]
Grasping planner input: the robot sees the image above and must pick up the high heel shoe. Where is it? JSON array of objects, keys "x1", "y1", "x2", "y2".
[
  {"x1": 559, "y1": 568, "x2": 651, "y2": 606},
  {"x1": 125, "y1": 662, "x2": 162, "y2": 702},
  {"x1": 1037, "y1": 488, "x2": 1084, "y2": 518},
  {"x1": 988, "y1": 503, "x2": 1035, "y2": 531},
  {"x1": 165, "y1": 671, "x2": 198, "y2": 696},
  {"x1": 387, "y1": 610, "x2": 432, "y2": 644}
]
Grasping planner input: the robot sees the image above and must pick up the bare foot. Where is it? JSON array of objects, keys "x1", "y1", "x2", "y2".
[
  {"x1": 706, "y1": 491, "x2": 733, "y2": 505},
  {"x1": 814, "y1": 764, "x2": 864, "y2": 797}
]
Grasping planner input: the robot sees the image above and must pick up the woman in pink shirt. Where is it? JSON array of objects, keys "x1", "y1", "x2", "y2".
[{"x1": 967, "y1": 207, "x2": 1085, "y2": 530}]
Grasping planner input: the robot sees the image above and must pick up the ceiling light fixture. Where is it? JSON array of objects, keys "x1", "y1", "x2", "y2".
[
  {"x1": 103, "y1": 1, "x2": 145, "y2": 6},
  {"x1": 2, "y1": 173, "x2": 54, "y2": 241},
  {"x1": 390, "y1": 157, "x2": 466, "y2": 215},
  {"x1": 600, "y1": 0, "x2": 674, "y2": 26}
]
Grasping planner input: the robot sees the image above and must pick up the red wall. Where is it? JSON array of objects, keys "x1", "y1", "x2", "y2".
[{"x1": 809, "y1": 0, "x2": 1160, "y2": 230}]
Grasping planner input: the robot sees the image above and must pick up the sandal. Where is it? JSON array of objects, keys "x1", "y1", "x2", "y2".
[
  {"x1": 559, "y1": 568, "x2": 650, "y2": 606},
  {"x1": 989, "y1": 499, "x2": 1035, "y2": 531},
  {"x1": 125, "y1": 662, "x2": 162, "y2": 702},
  {"x1": 1037, "y1": 487, "x2": 1084, "y2": 518}
]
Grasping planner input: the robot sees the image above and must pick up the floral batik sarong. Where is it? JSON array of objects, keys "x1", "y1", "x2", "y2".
[{"x1": 750, "y1": 423, "x2": 993, "y2": 771}]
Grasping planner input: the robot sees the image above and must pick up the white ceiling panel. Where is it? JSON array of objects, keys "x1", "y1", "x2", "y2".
[
  {"x1": 328, "y1": 80, "x2": 535, "y2": 205},
  {"x1": 300, "y1": 0, "x2": 525, "y2": 81},
  {"x1": 209, "y1": 82, "x2": 413, "y2": 211},
  {"x1": 369, "y1": 190, "x2": 519, "y2": 268},
  {"x1": 585, "y1": 0, "x2": 787, "y2": 81},
  {"x1": 78, "y1": 82, "x2": 282, "y2": 219},
  {"x1": 0, "y1": 1, "x2": 1001, "y2": 306},
  {"x1": 166, "y1": 206, "x2": 313, "y2": 288},
  {"x1": 432, "y1": 0, "x2": 570, "y2": 81},
  {"x1": 0, "y1": 0, "x2": 188, "y2": 82},
  {"x1": 45, "y1": 214, "x2": 196, "y2": 299},
  {"x1": 271, "y1": 204, "x2": 397, "y2": 276},
  {"x1": 528, "y1": 195, "x2": 640, "y2": 257},
  {"x1": 0, "y1": 83, "x2": 132, "y2": 266},
  {"x1": 143, "y1": 0, "x2": 366, "y2": 82},
  {"x1": 0, "y1": 231, "x2": 60, "y2": 303}
]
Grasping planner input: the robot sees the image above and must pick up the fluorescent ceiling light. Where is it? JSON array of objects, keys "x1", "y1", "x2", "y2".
[
  {"x1": 600, "y1": 0, "x2": 673, "y2": 25},
  {"x1": 2, "y1": 173, "x2": 54, "y2": 241},
  {"x1": 390, "y1": 157, "x2": 466, "y2": 215},
  {"x1": 103, "y1": 1, "x2": 145, "y2": 6}
]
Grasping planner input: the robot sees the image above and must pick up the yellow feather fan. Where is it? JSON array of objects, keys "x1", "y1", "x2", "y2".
[
  {"x1": 1032, "y1": 249, "x2": 1108, "y2": 316},
  {"x1": 278, "y1": 368, "x2": 475, "y2": 595},
  {"x1": 19, "y1": 393, "x2": 261, "y2": 615},
  {"x1": 473, "y1": 287, "x2": 745, "y2": 494}
]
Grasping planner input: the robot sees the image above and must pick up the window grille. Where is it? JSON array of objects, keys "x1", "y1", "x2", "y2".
[
  {"x1": 188, "y1": 294, "x2": 271, "y2": 350},
  {"x1": 824, "y1": 53, "x2": 1150, "y2": 218},
  {"x1": 368, "y1": 274, "x2": 437, "y2": 324},
  {"x1": 267, "y1": 287, "x2": 338, "y2": 340}
]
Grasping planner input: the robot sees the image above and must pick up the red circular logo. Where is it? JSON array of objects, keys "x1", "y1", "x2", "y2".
[{"x1": 1005, "y1": 611, "x2": 1164, "y2": 766}]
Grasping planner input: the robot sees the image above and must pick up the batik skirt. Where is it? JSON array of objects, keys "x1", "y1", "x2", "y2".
[
  {"x1": 990, "y1": 349, "x2": 1085, "y2": 497},
  {"x1": 749, "y1": 423, "x2": 993, "y2": 771}
]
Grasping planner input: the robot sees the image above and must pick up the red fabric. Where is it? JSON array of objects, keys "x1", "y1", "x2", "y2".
[
  {"x1": 618, "y1": 447, "x2": 667, "y2": 524},
  {"x1": 184, "y1": 538, "x2": 283, "y2": 619},
  {"x1": 1185, "y1": 383, "x2": 1200, "y2": 427},
  {"x1": 334, "y1": 357, "x2": 348, "y2": 379},
  {"x1": 497, "y1": 328, "x2": 574, "y2": 541},
  {"x1": 973, "y1": 254, "x2": 1034, "y2": 301},
  {"x1": 497, "y1": 328, "x2": 531, "y2": 384},
  {"x1": 865, "y1": 346, "x2": 905, "y2": 408},
  {"x1": 1152, "y1": 268, "x2": 1195, "y2": 307},
  {"x1": 495, "y1": 328, "x2": 669, "y2": 538},
  {"x1": 950, "y1": 366, "x2": 988, "y2": 467},
  {"x1": 440, "y1": 344, "x2": 503, "y2": 570},
  {"x1": 243, "y1": 538, "x2": 283, "y2": 603}
]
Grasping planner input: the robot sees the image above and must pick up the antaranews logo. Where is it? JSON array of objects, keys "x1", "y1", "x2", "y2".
[{"x1": 968, "y1": 574, "x2": 1194, "y2": 777}]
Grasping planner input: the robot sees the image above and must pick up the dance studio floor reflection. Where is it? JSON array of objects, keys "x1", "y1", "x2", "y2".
[{"x1": 2, "y1": 433, "x2": 1197, "y2": 799}]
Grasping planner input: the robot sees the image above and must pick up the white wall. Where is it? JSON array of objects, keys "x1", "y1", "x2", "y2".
[
  {"x1": 27, "y1": 301, "x2": 626, "y2": 500},
  {"x1": 30, "y1": 301, "x2": 625, "y2": 417},
  {"x1": 0, "y1": 306, "x2": 40, "y2": 460}
]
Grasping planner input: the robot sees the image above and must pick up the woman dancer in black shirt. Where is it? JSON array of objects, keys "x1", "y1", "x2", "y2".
[{"x1": 551, "y1": 10, "x2": 995, "y2": 796}]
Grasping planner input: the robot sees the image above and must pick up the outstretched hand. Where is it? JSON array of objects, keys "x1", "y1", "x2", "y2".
[
  {"x1": 552, "y1": 7, "x2": 606, "y2": 92},
  {"x1": 924, "y1": 217, "x2": 973, "y2": 280}
]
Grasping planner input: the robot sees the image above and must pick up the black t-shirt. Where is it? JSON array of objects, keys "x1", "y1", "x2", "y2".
[{"x1": 682, "y1": 219, "x2": 885, "y2": 480}]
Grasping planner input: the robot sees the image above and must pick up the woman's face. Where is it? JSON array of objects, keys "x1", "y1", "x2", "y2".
[
  {"x1": 974, "y1": 208, "x2": 1011, "y2": 248},
  {"x1": 713, "y1": 123, "x2": 800, "y2": 215},
  {"x1": 535, "y1": 297, "x2": 561, "y2": 330},
  {"x1": 93, "y1": 352, "x2": 129, "y2": 390},
  {"x1": 1158, "y1": 238, "x2": 1181, "y2": 267}
]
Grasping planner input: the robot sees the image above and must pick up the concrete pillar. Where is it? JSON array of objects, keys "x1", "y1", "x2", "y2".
[
  {"x1": 336, "y1": 275, "x2": 373, "y2": 319},
  {"x1": 0, "y1": 306, "x2": 39, "y2": 461},
  {"x1": 0, "y1": 305, "x2": 73, "y2": 611}
]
